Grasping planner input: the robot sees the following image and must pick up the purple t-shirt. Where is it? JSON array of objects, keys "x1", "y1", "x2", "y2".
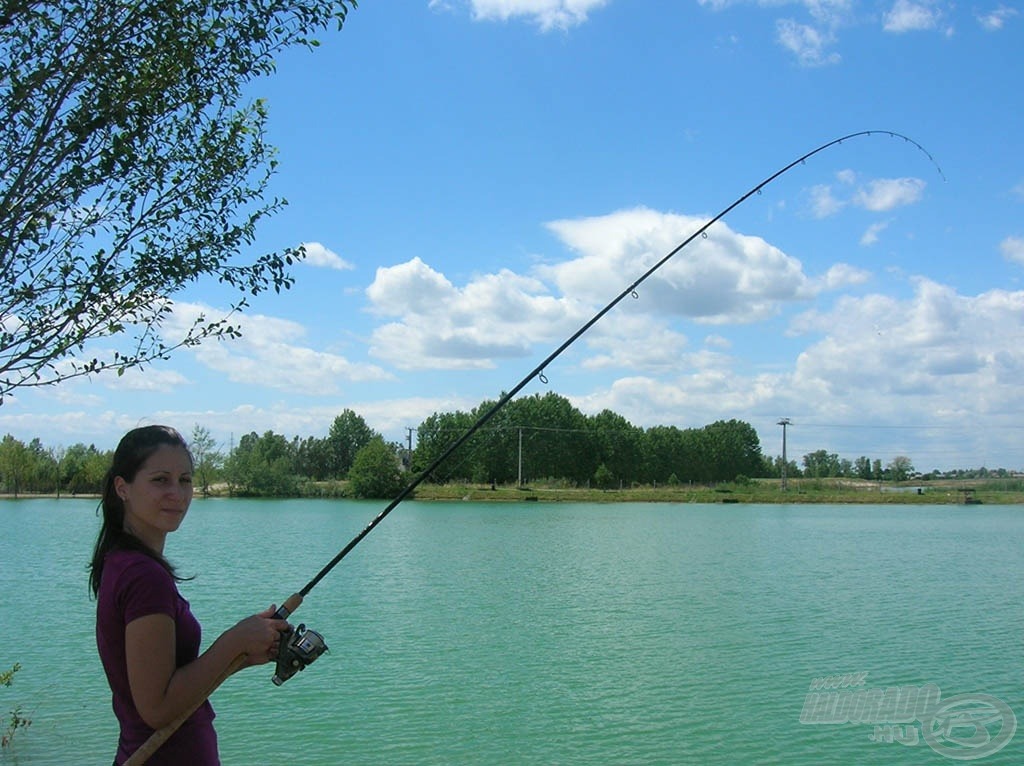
[{"x1": 96, "y1": 550, "x2": 219, "y2": 765}]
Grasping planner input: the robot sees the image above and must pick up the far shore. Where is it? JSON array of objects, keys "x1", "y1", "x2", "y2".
[{"x1": 3, "y1": 477, "x2": 1022, "y2": 505}]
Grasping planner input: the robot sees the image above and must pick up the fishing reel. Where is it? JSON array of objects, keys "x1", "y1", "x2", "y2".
[{"x1": 272, "y1": 624, "x2": 329, "y2": 686}]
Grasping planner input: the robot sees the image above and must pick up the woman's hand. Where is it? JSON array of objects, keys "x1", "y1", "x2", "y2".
[{"x1": 230, "y1": 605, "x2": 291, "y2": 668}]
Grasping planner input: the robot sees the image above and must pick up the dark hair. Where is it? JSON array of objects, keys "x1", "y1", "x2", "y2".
[{"x1": 88, "y1": 425, "x2": 194, "y2": 597}]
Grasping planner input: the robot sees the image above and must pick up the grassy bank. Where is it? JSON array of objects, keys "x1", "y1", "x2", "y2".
[
  {"x1": 402, "y1": 478, "x2": 1024, "y2": 505},
  {"x1": 14, "y1": 478, "x2": 1020, "y2": 504}
]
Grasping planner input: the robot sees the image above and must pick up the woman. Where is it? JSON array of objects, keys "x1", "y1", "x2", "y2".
[{"x1": 90, "y1": 425, "x2": 289, "y2": 765}]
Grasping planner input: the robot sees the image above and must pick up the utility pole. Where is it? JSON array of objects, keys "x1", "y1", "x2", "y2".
[
  {"x1": 405, "y1": 427, "x2": 414, "y2": 469},
  {"x1": 518, "y1": 427, "x2": 523, "y2": 488},
  {"x1": 777, "y1": 418, "x2": 791, "y2": 491}
]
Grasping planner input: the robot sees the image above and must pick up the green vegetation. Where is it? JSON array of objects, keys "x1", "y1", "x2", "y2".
[
  {"x1": 0, "y1": 395, "x2": 1020, "y2": 502},
  {"x1": 0, "y1": 1, "x2": 356, "y2": 399},
  {"x1": 1, "y1": 664, "x2": 30, "y2": 748},
  {"x1": 406, "y1": 478, "x2": 1024, "y2": 505},
  {"x1": 348, "y1": 436, "x2": 406, "y2": 499}
]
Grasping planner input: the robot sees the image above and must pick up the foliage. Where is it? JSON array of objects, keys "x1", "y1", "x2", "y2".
[
  {"x1": 1, "y1": 663, "x2": 30, "y2": 748},
  {"x1": 0, "y1": 434, "x2": 30, "y2": 495},
  {"x1": 324, "y1": 409, "x2": 375, "y2": 478},
  {"x1": 0, "y1": 0, "x2": 356, "y2": 400},
  {"x1": 587, "y1": 409, "x2": 643, "y2": 486},
  {"x1": 0, "y1": 437, "x2": 107, "y2": 494},
  {"x1": 887, "y1": 455, "x2": 915, "y2": 483},
  {"x1": 189, "y1": 424, "x2": 223, "y2": 496},
  {"x1": 593, "y1": 463, "x2": 615, "y2": 490},
  {"x1": 803, "y1": 449, "x2": 842, "y2": 478},
  {"x1": 224, "y1": 430, "x2": 297, "y2": 496},
  {"x1": 348, "y1": 437, "x2": 405, "y2": 499},
  {"x1": 410, "y1": 408, "x2": 476, "y2": 480},
  {"x1": 702, "y1": 419, "x2": 764, "y2": 482}
]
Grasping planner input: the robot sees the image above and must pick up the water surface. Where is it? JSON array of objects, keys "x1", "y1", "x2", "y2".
[{"x1": 0, "y1": 499, "x2": 1020, "y2": 764}]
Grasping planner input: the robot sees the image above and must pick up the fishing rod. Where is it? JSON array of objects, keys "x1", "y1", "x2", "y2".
[
  {"x1": 125, "y1": 129, "x2": 941, "y2": 764},
  {"x1": 275, "y1": 129, "x2": 942, "y2": 617}
]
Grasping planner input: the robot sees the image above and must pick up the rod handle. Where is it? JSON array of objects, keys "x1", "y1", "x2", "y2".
[
  {"x1": 274, "y1": 592, "x2": 303, "y2": 620},
  {"x1": 123, "y1": 654, "x2": 246, "y2": 766}
]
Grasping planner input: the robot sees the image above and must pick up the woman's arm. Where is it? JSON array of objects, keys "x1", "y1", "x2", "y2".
[{"x1": 125, "y1": 607, "x2": 287, "y2": 730}]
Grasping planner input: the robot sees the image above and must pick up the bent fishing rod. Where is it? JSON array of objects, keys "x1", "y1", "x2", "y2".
[
  {"x1": 275, "y1": 129, "x2": 942, "y2": 618},
  {"x1": 125, "y1": 129, "x2": 941, "y2": 765}
]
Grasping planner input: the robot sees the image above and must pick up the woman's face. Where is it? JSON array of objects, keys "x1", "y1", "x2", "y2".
[{"x1": 115, "y1": 444, "x2": 194, "y2": 548}]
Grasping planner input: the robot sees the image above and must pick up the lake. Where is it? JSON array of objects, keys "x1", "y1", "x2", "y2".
[{"x1": 0, "y1": 498, "x2": 1021, "y2": 764}]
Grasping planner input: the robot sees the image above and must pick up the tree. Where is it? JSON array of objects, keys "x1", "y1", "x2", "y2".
[
  {"x1": 56, "y1": 442, "x2": 109, "y2": 494},
  {"x1": 593, "y1": 463, "x2": 615, "y2": 490},
  {"x1": 854, "y1": 456, "x2": 873, "y2": 480},
  {"x1": 324, "y1": 409, "x2": 376, "y2": 478},
  {"x1": 586, "y1": 409, "x2": 642, "y2": 486},
  {"x1": 348, "y1": 437, "x2": 404, "y2": 499},
  {"x1": 887, "y1": 456, "x2": 915, "y2": 483},
  {"x1": 225, "y1": 430, "x2": 296, "y2": 496},
  {"x1": 465, "y1": 397, "x2": 517, "y2": 485},
  {"x1": 702, "y1": 419, "x2": 764, "y2": 482},
  {"x1": 802, "y1": 450, "x2": 841, "y2": 479},
  {"x1": 640, "y1": 426, "x2": 686, "y2": 485},
  {"x1": 292, "y1": 435, "x2": 332, "y2": 481},
  {"x1": 413, "y1": 409, "x2": 476, "y2": 482},
  {"x1": 189, "y1": 424, "x2": 222, "y2": 496},
  {"x1": 0, "y1": 435, "x2": 30, "y2": 495},
  {"x1": 0, "y1": 0, "x2": 356, "y2": 400}
]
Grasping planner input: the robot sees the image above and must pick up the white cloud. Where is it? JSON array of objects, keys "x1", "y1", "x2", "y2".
[
  {"x1": 1001, "y1": 236, "x2": 1024, "y2": 265},
  {"x1": 361, "y1": 208, "x2": 875, "y2": 373},
  {"x1": 0, "y1": 408, "x2": 140, "y2": 448},
  {"x1": 700, "y1": 1, "x2": 964, "y2": 64},
  {"x1": 300, "y1": 242, "x2": 354, "y2": 271},
  {"x1": 776, "y1": 19, "x2": 841, "y2": 66},
  {"x1": 853, "y1": 177, "x2": 926, "y2": 211},
  {"x1": 162, "y1": 302, "x2": 392, "y2": 394},
  {"x1": 977, "y1": 5, "x2": 1018, "y2": 30},
  {"x1": 704, "y1": 334, "x2": 732, "y2": 350},
  {"x1": 883, "y1": 0, "x2": 942, "y2": 32},
  {"x1": 860, "y1": 221, "x2": 890, "y2": 246},
  {"x1": 811, "y1": 174, "x2": 926, "y2": 217},
  {"x1": 365, "y1": 256, "x2": 589, "y2": 369},
  {"x1": 835, "y1": 168, "x2": 858, "y2": 185},
  {"x1": 701, "y1": 0, "x2": 854, "y2": 65},
  {"x1": 541, "y1": 207, "x2": 818, "y2": 324},
  {"x1": 578, "y1": 313, "x2": 691, "y2": 372},
  {"x1": 809, "y1": 184, "x2": 845, "y2": 217},
  {"x1": 464, "y1": 0, "x2": 609, "y2": 30},
  {"x1": 813, "y1": 263, "x2": 872, "y2": 290},
  {"x1": 567, "y1": 279, "x2": 1024, "y2": 466},
  {"x1": 790, "y1": 279, "x2": 1024, "y2": 402},
  {"x1": 106, "y1": 366, "x2": 191, "y2": 393}
]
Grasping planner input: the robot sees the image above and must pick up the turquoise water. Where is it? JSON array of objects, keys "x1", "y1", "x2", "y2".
[{"x1": 0, "y1": 499, "x2": 1021, "y2": 764}]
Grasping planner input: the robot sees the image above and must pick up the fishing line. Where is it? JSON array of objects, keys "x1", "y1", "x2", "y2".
[{"x1": 126, "y1": 129, "x2": 943, "y2": 765}]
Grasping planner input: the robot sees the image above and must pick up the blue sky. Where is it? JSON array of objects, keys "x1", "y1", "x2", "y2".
[{"x1": 4, "y1": 0, "x2": 1023, "y2": 472}]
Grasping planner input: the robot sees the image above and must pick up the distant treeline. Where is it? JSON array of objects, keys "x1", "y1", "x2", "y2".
[{"x1": 0, "y1": 393, "x2": 1016, "y2": 497}]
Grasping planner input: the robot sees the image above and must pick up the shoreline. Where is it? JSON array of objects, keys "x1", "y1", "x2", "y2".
[{"x1": 4, "y1": 478, "x2": 1022, "y2": 505}]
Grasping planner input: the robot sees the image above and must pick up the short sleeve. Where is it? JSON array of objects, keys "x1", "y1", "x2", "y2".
[{"x1": 116, "y1": 556, "x2": 179, "y2": 624}]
